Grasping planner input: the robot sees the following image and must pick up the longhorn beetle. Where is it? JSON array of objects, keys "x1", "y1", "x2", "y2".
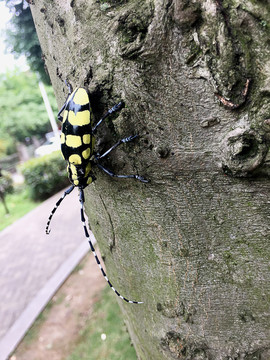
[{"x1": 46, "y1": 82, "x2": 148, "y2": 304}]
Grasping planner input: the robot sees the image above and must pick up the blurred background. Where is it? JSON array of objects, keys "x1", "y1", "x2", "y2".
[
  {"x1": 0, "y1": 3, "x2": 136, "y2": 360},
  {"x1": 0, "y1": 0, "x2": 69, "y2": 228}
]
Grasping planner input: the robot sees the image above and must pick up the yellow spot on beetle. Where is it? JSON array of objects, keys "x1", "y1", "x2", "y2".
[
  {"x1": 87, "y1": 177, "x2": 93, "y2": 185},
  {"x1": 86, "y1": 162, "x2": 91, "y2": 171},
  {"x1": 60, "y1": 133, "x2": 65, "y2": 144},
  {"x1": 69, "y1": 163, "x2": 77, "y2": 176},
  {"x1": 68, "y1": 110, "x2": 90, "y2": 126},
  {"x1": 73, "y1": 88, "x2": 89, "y2": 105},
  {"x1": 66, "y1": 135, "x2": 82, "y2": 148},
  {"x1": 74, "y1": 180, "x2": 79, "y2": 186},
  {"x1": 63, "y1": 110, "x2": 68, "y2": 123},
  {"x1": 82, "y1": 148, "x2": 90, "y2": 159},
  {"x1": 85, "y1": 163, "x2": 92, "y2": 177},
  {"x1": 69, "y1": 154, "x2": 82, "y2": 165},
  {"x1": 83, "y1": 134, "x2": 90, "y2": 144}
]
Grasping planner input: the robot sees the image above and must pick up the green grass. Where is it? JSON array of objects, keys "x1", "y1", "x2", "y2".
[
  {"x1": 67, "y1": 286, "x2": 138, "y2": 360},
  {"x1": 20, "y1": 299, "x2": 55, "y2": 346},
  {"x1": 0, "y1": 186, "x2": 40, "y2": 231}
]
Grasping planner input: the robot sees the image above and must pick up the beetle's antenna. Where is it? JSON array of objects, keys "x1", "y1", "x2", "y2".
[
  {"x1": 79, "y1": 188, "x2": 143, "y2": 304},
  {"x1": 46, "y1": 185, "x2": 75, "y2": 234}
]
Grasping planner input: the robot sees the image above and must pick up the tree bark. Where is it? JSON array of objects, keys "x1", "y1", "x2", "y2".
[
  {"x1": 31, "y1": 1, "x2": 270, "y2": 359},
  {"x1": 0, "y1": 194, "x2": 9, "y2": 215}
]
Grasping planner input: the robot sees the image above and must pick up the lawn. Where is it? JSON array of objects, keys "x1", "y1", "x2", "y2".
[
  {"x1": 67, "y1": 286, "x2": 138, "y2": 360},
  {"x1": 12, "y1": 254, "x2": 138, "y2": 360},
  {"x1": 0, "y1": 186, "x2": 41, "y2": 231}
]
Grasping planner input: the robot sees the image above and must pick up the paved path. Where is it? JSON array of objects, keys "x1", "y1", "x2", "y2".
[{"x1": 0, "y1": 188, "x2": 93, "y2": 359}]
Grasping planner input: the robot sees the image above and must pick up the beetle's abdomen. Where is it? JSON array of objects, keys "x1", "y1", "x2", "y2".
[{"x1": 60, "y1": 88, "x2": 95, "y2": 187}]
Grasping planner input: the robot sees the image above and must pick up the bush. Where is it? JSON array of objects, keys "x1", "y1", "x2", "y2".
[{"x1": 21, "y1": 151, "x2": 70, "y2": 200}]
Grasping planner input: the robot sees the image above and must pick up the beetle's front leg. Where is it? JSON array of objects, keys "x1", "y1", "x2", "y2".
[
  {"x1": 95, "y1": 135, "x2": 138, "y2": 160},
  {"x1": 92, "y1": 102, "x2": 124, "y2": 133},
  {"x1": 95, "y1": 161, "x2": 148, "y2": 183}
]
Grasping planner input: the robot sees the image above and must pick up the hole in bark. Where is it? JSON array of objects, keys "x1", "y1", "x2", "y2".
[
  {"x1": 56, "y1": 16, "x2": 65, "y2": 27},
  {"x1": 157, "y1": 147, "x2": 169, "y2": 158},
  {"x1": 230, "y1": 134, "x2": 258, "y2": 160}
]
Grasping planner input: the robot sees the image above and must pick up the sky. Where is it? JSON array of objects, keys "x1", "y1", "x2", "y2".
[{"x1": 0, "y1": 2, "x2": 28, "y2": 73}]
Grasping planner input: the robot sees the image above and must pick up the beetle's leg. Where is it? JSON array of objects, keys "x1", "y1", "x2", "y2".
[
  {"x1": 57, "y1": 81, "x2": 73, "y2": 122},
  {"x1": 45, "y1": 185, "x2": 75, "y2": 234},
  {"x1": 64, "y1": 80, "x2": 73, "y2": 94},
  {"x1": 79, "y1": 188, "x2": 143, "y2": 304},
  {"x1": 92, "y1": 102, "x2": 124, "y2": 134},
  {"x1": 95, "y1": 162, "x2": 148, "y2": 183},
  {"x1": 96, "y1": 135, "x2": 138, "y2": 160}
]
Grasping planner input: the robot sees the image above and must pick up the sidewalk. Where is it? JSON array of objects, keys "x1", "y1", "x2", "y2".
[{"x1": 0, "y1": 188, "x2": 93, "y2": 359}]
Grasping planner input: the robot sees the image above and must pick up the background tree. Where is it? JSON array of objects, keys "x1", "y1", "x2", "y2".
[
  {"x1": 0, "y1": 168, "x2": 13, "y2": 214},
  {"x1": 30, "y1": 1, "x2": 270, "y2": 359},
  {"x1": 0, "y1": 71, "x2": 57, "y2": 144},
  {"x1": 3, "y1": 0, "x2": 50, "y2": 83}
]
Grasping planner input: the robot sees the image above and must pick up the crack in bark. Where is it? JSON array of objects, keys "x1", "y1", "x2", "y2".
[{"x1": 215, "y1": 0, "x2": 232, "y2": 36}]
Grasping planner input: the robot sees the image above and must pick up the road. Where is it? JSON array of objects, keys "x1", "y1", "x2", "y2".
[{"x1": 0, "y1": 188, "x2": 93, "y2": 359}]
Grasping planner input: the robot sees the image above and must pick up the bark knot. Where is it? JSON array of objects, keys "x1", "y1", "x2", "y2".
[
  {"x1": 161, "y1": 331, "x2": 208, "y2": 360},
  {"x1": 221, "y1": 127, "x2": 269, "y2": 177}
]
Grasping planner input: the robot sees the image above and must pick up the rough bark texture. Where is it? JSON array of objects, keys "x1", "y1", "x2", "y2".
[{"x1": 31, "y1": 1, "x2": 270, "y2": 359}]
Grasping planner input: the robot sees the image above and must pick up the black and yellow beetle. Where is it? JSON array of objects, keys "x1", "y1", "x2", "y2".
[{"x1": 46, "y1": 83, "x2": 148, "y2": 304}]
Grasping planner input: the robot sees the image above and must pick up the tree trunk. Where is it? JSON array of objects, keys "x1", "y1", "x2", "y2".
[
  {"x1": 31, "y1": 1, "x2": 270, "y2": 359},
  {"x1": 0, "y1": 194, "x2": 9, "y2": 215}
]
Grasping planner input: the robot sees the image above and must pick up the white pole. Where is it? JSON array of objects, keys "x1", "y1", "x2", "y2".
[{"x1": 38, "y1": 81, "x2": 60, "y2": 145}]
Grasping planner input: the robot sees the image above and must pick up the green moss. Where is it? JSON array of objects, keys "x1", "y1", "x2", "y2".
[
  {"x1": 115, "y1": 0, "x2": 154, "y2": 58},
  {"x1": 117, "y1": 4, "x2": 153, "y2": 43}
]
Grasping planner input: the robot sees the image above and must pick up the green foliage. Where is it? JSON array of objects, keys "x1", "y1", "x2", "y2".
[
  {"x1": 4, "y1": 0, "x2": 50, "y2": 84},
  {"x1": 21, "y1": 151, "x2": 70, "y2": 200},
  {"x1": 68, "y1": 286, "x2": 138, "y2": 360},
  {"x1": 0, "y1": 70, "x2": 57, "y2": 143},
  {"x1": 0, "y1": 138, "x2": 16, "y2": 158}
]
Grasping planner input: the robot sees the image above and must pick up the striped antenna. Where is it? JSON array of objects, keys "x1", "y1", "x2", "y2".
[
  {"x1": 46, "y1": 185, "x2": 75, "y2": 234},
  {"x1": 79, "y1": 188, "x2": 143, "y2": 304}
]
